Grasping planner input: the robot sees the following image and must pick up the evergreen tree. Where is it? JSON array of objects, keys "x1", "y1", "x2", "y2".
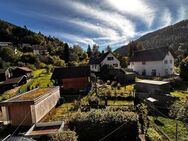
[
  {"x1": 92, "y1": 44, "x2": 100, "y2": 56},
  {"x1": 106, "y1": 45, "x2": 112, "y2": 52},
  {"x1": 87, "y1": 45, "x2": 92, "y2": 57},
  {"x1": 63, "y1": 43, "x2": 70, "y2": 63}
]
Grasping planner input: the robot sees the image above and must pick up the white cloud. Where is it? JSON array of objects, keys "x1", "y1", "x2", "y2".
[
  {"x1": 160, "y1": 9, "x2": 172, "y2": 27},
  {"x1": 106, "y1": 0, "x2": 155, "y2": 27},
  {"x1": 61, "y1": 33, "x2": 96, "y2": 46}
]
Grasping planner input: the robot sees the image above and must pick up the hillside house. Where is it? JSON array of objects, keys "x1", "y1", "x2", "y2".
[
  {"x1": 32, "y1": 45, "x2": 48, "y2": 55},
  {"x1": 1, "y1": 75, "x2": 27, "y2": 91},
  {"x1": 12, "y1": 67, "x2": 32, "y2": 78},
  {"x1": 129, "y1": 47, "x2": 175, "y2": 77},
  {"x1": 0, "y1": 42, "x2": 13, "y2": 47},
  {"x1": 0, "y1": 87, "x2": 60, "y2": 126},
  {"x1": 89, "y1": 52, "x2": 121, "y2": 73},
  {"x1": 51, "y1": 66, "x2": 91, "y2": 94}
]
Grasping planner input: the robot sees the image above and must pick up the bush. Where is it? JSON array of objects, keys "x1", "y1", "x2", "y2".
[
  {"x1": 146, "y1": 128, "x2": 162, "y2": 141},
  {"x1": 51, "y1": 130, "x2": 78, "y2": 141},
  {"x1": 88, "y1": 96, "x2": 100, "y2": 108},
  {"x1": 68, "y1": 110, "x2": 138, "y2": 141},
  {"x1": 180, "y1": 57, "x2": 188, "y2": 81}
]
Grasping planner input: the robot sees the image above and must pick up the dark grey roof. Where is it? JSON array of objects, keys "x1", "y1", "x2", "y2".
[
  {"x1": 51, "y1": 66, "x2": 90, "y2": 79},
  {"x1": 89, "y1": 52, "x2": 110, "y2": 64},
  {"x1": 3, "y1": 75, "x2": 26, "y2": 85},
  {"x1": 129, "y1": 47, "x2": 175, "y2": 62}
]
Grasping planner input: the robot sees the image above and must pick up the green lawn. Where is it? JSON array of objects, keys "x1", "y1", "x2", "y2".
[
  {"x1": 0, "y1": 69, "x2": 54, "y2": 101},
  {"x1": 171, "y1": 91, "x2": 188, "y2": 98},
  {"x1": 19, "y1": 69, "x2": 54, "y2": 93},
  {"x1": 107, "y1": 100, "x2": 134, "y2": 105},
  {"x1": 42, "y1": 102, "x2": 77, "y2": 122},
  {"x1": 150, "y1": 116, "x2": 188, "y2": 141}
]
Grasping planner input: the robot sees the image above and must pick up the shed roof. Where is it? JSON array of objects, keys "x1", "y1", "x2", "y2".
[
  {"x1": 129, "y1": 47, "x2": 175, "y2": 62},
  {"x1": 0, "y1": 87, "x2": 59, "y2": 106},
  {"x1": 136, "y1": 79, "x2": 169, "y2": 85},
  {"x1": 51, "y1": 66, "x2": 90, "y2": 79}
]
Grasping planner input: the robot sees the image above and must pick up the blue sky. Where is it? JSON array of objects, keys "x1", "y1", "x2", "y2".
[{"x1": 0, "y1": 0, "x2": 188, "y2": 50}]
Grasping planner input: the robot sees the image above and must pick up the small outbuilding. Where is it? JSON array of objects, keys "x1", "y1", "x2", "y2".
[
  {"x1": 135, "y1": 79, "x2": 170, "y2": 94},
  {"x1": 51, "y1": 66, "x2": 91, "y2": 94},
  {"x1": 12, "y1": 67, "x2": 32, "y2": 78},
  {"x1": 0, "y1": 87, "x2": 60, "y2": 126}
]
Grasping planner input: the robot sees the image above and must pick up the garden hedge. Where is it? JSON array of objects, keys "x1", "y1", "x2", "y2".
[{"x1": 67, "y1": 110, "x2": 138, "y2": 141}]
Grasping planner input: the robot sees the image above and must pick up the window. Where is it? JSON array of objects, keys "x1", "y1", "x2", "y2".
[
  {"x1": 107, "y1": 57, "x2": 114, "y2": 60},
  {"x1": 165, "y1": 69, "x2": 168, "y2": 75},
  {"x1": 164, "y1": 60, "x2": 168, "y2": 64},
  {"x1": 170, "y1": 60, "x2": 172, "y2": 64},
  {"x1": 132, "y1": 62, "x2": 134, "y2": 65},
  {"x1": 142, "y1": 70, "x2": 146, "y2": 76},
  {"x1": 113, "y1": 64, "x2": 118, "y2": 67},
  {"x1": 142, "y1": 61, "x2": 146, "y2": 65},
  {"x1": 152, "y1": 69, "x2": 157, "y2": 76}
]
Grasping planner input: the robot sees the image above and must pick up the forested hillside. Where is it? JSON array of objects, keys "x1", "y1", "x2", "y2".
[
  {"x1": 115, "y1": 20, "x2": 188, "y2": 56},
  {"x1": 0, "y1": 20, "x2": 88, "y2": 69}
]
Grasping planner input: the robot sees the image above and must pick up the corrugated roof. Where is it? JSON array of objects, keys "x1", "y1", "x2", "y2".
[
  {"x1": 51, "y1": 66, "x2": 90, "y2": 79},
  {"x1": 129, "y1": 47, "x2": 175, "y2": 62}
]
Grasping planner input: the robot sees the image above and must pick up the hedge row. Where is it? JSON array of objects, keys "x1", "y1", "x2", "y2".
[{"x1": 67, "y1": 110, "x2": 138, "y2": 141}]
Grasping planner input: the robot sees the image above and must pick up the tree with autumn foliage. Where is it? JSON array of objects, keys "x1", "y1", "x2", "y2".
[{"x1": 128, "y1": 41, "x2": 143, "y2": 57}]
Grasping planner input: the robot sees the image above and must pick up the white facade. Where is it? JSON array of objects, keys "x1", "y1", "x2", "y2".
[
  {"x1": 90, "y1": 64, "x2": 100, "y2": 72},
  {"x1": 90, "y1": 53, "x2": 121, "y2": 72},
  {"x1": 129, "y1": 51, "x2": 174, "y2": 77}
]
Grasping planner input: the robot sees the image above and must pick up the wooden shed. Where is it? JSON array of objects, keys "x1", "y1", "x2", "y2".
[
  {"x1": 51, "y1": 66, "x2": 91, "y2": 94},
  {"x1": 0, "y1": 87, "x2": 60, "y2": 126}
]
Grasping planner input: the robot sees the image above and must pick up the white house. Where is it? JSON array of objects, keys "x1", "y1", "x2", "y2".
[
  {"x1": 128, "y1": 47, "x2": 175, "y2": 77},
  {"x1": 89, "y1": 52, "x2": 121, "y2": 72}
]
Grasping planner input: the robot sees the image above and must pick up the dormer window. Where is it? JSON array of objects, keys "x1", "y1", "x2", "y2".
[
  {"x1": 142, "y1": 61, "x2": 146, "y2": 65},
  {"x1": 107, "y1": 57, "x2": 114, "y2": 60}
]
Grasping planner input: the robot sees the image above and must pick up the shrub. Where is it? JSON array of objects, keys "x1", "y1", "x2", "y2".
[
  {"x1": 51, "y1": 130, "x2": 78, "y2": 141},
  {"x1": 146, "y1": 128, "x2": 162, "y2": 141},
  {"x1": 180, "y1": 57, "x2": 188, "y2": 81},
  {"x1": 88, "y1": 96, "x2": 100, "y2": 108},
  {"x1": 68, "y1": 110, "x2": 138, "y2": 141}
]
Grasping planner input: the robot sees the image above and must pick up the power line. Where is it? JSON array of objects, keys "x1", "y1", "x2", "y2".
[{"x1": 99, "y1": 122, "x2": 126, "y2": 141}]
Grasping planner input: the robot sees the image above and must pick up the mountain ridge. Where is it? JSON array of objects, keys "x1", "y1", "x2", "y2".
[{"x1": 114, "y1": 20, "x2": 188, "y2": 56}]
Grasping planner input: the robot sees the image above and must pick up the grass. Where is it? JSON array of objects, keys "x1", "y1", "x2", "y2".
[
  {"x1": 107, "y1": 100, "x2": 134, "y2": 105},
  {"x1": 150, "y1": 116, "x2": 188, "y2": 141},
  {"x1": 171, "y1": 91, "x2": 188, "y2": 98},
  {"x1": 19, "y1": 69, "x2": 53, "y2": 93},
  {"x1": 0, "y1": 69, "x2": 53, "y2": 102},
  {"x1": 42, "y1": 102, "x2": 77, "y2": 122}
]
